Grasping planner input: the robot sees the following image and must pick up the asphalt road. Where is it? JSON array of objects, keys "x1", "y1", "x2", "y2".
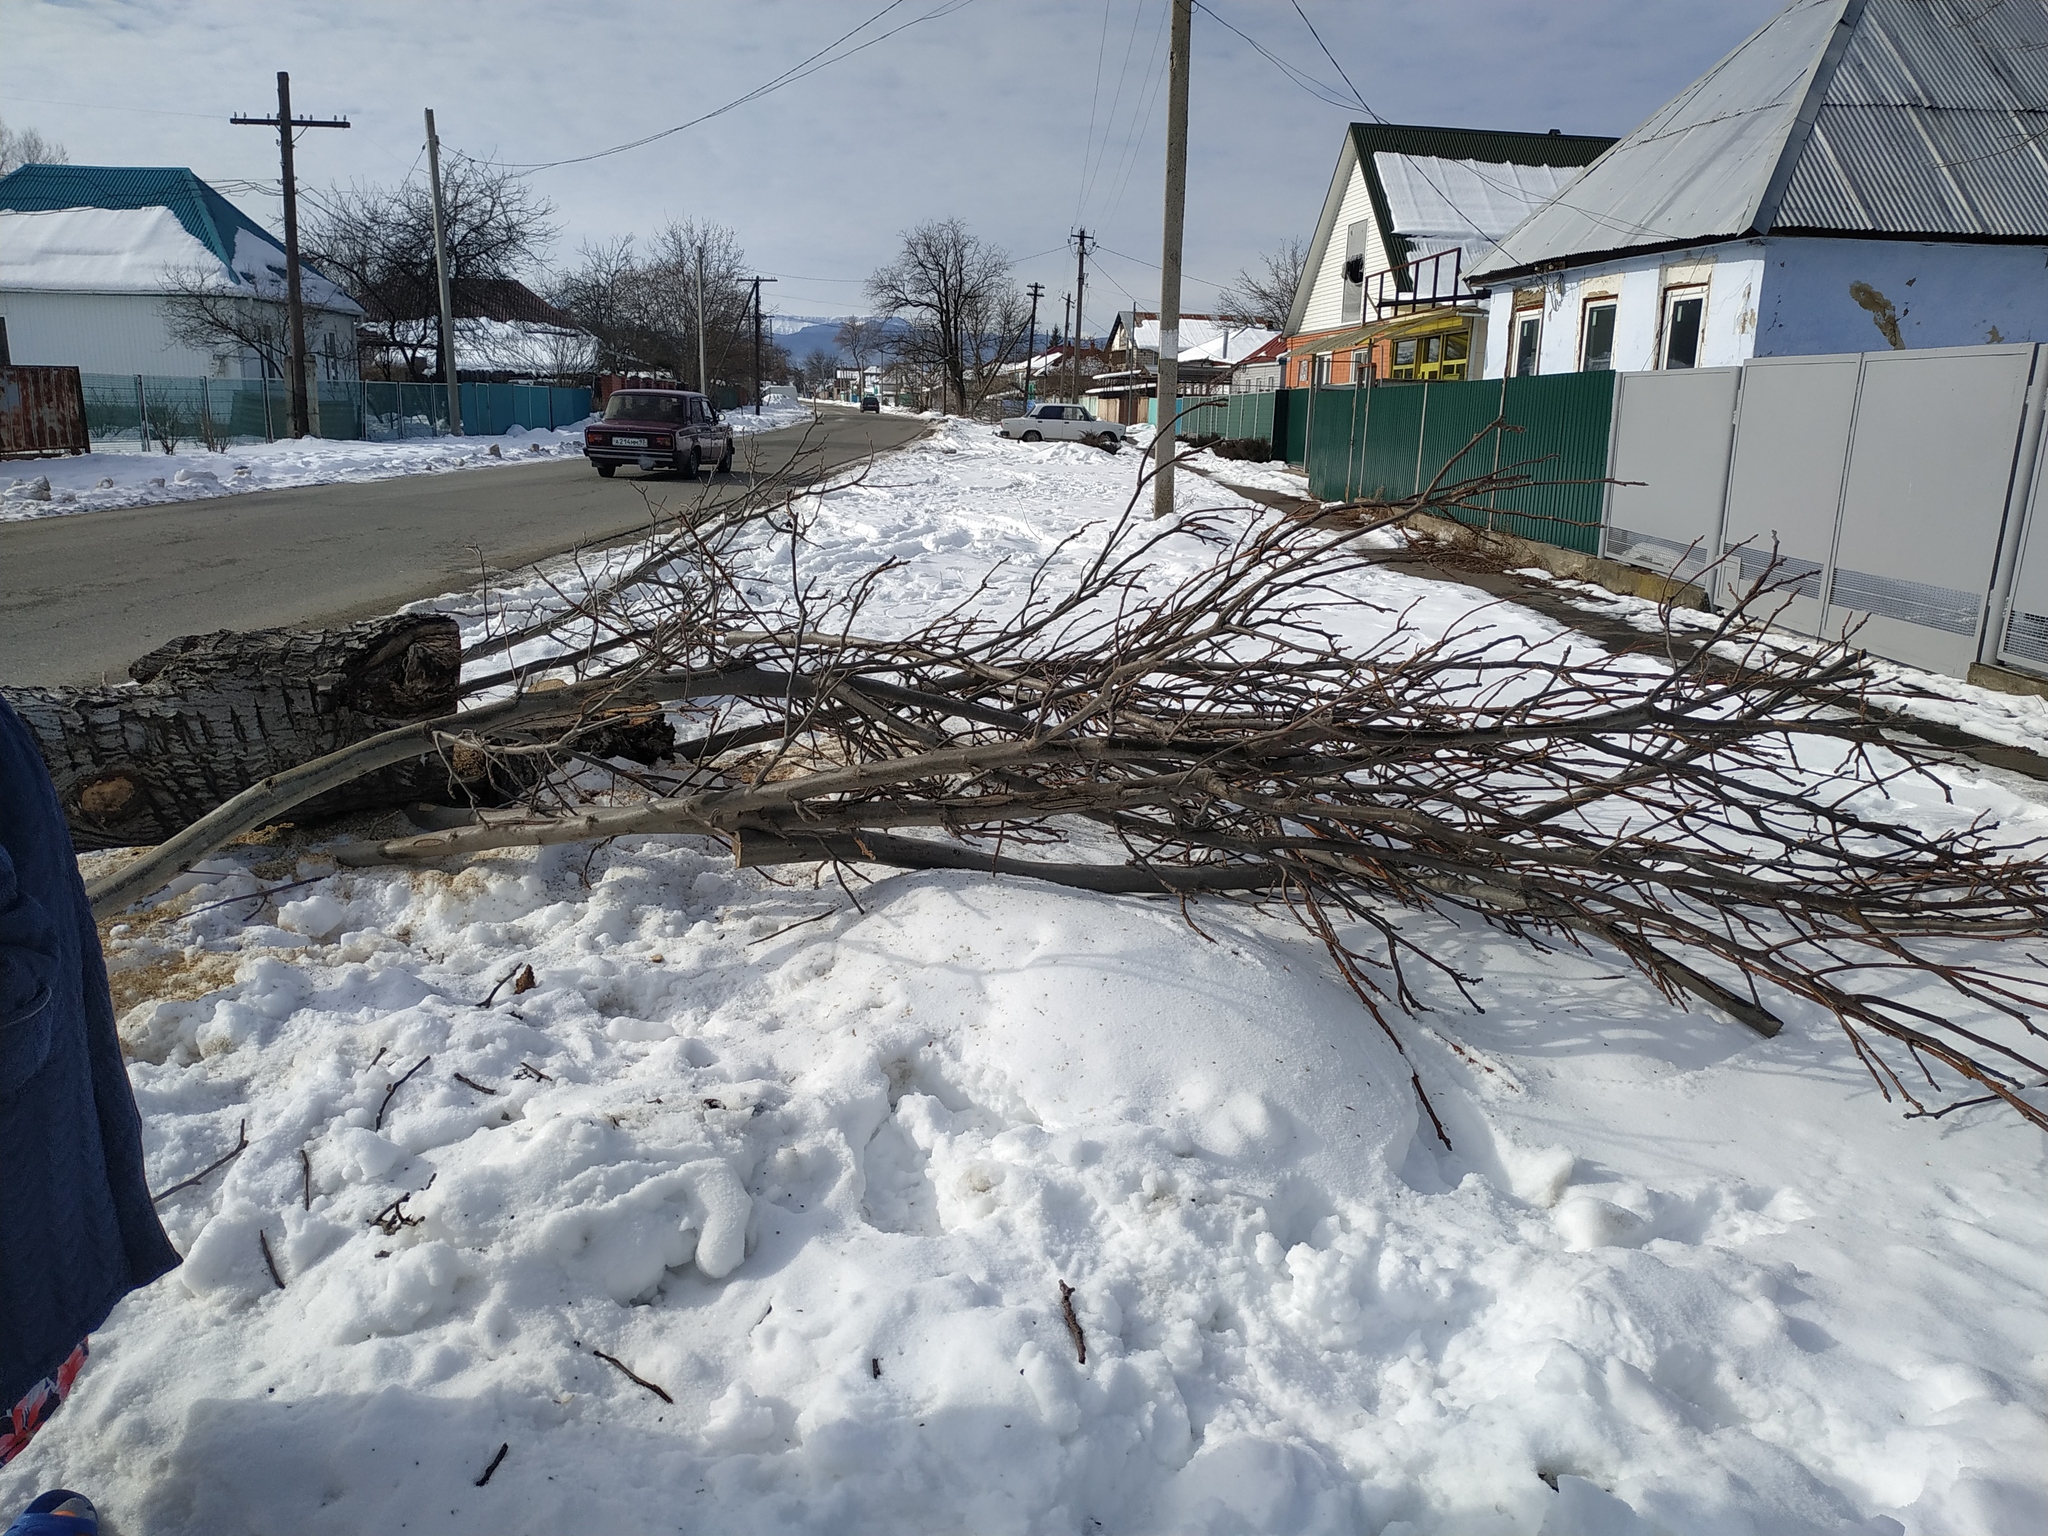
[{"x1": 1, "y1": 408, "x2": 927, "y2": 687}]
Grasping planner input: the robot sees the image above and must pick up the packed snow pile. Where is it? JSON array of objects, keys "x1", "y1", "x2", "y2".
[
  {"x1": 0, "y1": 400, "x2": 818, "y2": 524},
  {"x1": 8, "y1": 420, "x2": 2045, "y2": 1535}
]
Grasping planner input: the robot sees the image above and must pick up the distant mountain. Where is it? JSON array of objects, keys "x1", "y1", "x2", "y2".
[{"x1": 769, "y1": 314, "x2": 908, "y2": 365}]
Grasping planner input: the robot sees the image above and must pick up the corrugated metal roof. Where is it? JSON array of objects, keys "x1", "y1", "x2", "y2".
[
  {"x1": 1286, "y1": 123, "x2": 1613, "y2": 335},
  {"x1": 1471, "y1": 0, "x2": 2048, "y2": 280}
]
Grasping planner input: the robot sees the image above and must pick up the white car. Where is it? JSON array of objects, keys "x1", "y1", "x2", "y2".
[{"x1": 1000, "y1": 402, "x2": 1123, "y2": 450}]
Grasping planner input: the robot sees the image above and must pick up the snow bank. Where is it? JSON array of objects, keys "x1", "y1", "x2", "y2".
[
  {"x1": 7, "y1": 418, "x2": 2044, "y2": 1534},
  {"x1": 0, "y1": 401, "x2": 818, "y2": 524}
]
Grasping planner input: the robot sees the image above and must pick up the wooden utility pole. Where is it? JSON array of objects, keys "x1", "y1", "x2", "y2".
[
  {"x1": 747, "y1": 276, "x2": 776, "y2": 413},
  {"x1": 1153, "y1": 0, "x2": 1193, "y2": 517},
  {"x1": 1071, "y1": 229, "x2": 1092, "y2": 405},
  {"x1": 424, "y1": 109, "x2": 462, "y2": 435},
  {"x1": 1022, "y1": 281, "x2": 1044, "y2": 406},
  {"x1": 231, "y1": 73, "x2": 348, "y2": 440}
]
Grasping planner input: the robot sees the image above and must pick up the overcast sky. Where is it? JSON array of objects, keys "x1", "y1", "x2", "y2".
[{"x1": 4, "y1": 0, "x2": 1788, "y2": 333}]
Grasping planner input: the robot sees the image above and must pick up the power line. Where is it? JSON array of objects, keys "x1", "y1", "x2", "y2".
[
  {"x1": 1076, "y1": 0, "x2": 1113, "y2": 224},
  {"x1": 498, "y1": 0, "x2": 977, "y2": 171}
]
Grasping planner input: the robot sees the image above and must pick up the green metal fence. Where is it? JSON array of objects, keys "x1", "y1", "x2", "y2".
[
  {"x1": 1301, "y1": 372, "x2": 1617, "y2": 555},
  {"x1": 78, "y1": 373, "x2": 592, "y2": 450},
  {"x1": 1160, "y1": 389, "x2": 1300, "y2": 460}
]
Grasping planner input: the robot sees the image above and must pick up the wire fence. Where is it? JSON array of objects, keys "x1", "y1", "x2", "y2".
[{"x1": 78, "y1": 375, "x2": 592, "y2": 452}]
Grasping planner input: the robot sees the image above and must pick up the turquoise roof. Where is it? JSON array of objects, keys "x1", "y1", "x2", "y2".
[{"x1": 0, "y1": 164, "x2": 294, "y2": 273}]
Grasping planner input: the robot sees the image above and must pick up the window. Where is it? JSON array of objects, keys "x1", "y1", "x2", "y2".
[
  {"x1": 1315, "y1": 352, "x2": 1333, "y2": 387},
  {"x1": 1388, "y1": 338, "x2": 1420, "y2": 381},
  {"x1": 1661, "y1": 287, "x2": 1706, "y2": 369},
  {"x1": 1513, "y1": 312, "x2": 1542, "y2": 376},
  {"x1": 1440, "y1": 331, "x2": 1469, "y2": 381},
  {"x1": 1352, "y1": 349, "x2": 1373, "y2": 385},
  {"x1": 1580, "y1": 300, "x2": 1618, "y2": 372}
]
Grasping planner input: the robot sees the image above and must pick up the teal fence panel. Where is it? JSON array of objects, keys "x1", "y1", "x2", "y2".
[
  {"x1": 1348, "y1": 384, "x2": 1427, "y2": 502},
  {"x1": 1304, "y1": 386, "x2": 1362, "y2": 498}
]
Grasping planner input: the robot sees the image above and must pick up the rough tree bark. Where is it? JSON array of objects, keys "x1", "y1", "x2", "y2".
[{"x1": 4, "y1": 614, "x2": 483, "y2": 849}]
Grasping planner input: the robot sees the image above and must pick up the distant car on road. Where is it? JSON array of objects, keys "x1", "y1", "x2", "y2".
[
  {"x1": 584, "y1": 389, "x2": 733, "y2": 478},
  {"x1": 1000, "y1": 402, "x2": 1123, "y2": 451},
  {"x1": 860, "y1": 395, "x2": 881, "y2": 413}
]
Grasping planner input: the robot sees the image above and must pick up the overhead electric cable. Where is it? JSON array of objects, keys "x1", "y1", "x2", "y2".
[{"x1": 500, "y1": 0, "x2": 976, "y2": 171}]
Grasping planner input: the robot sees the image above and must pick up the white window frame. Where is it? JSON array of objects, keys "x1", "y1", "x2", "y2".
[
  {"x1": 1511, "y1": 308, "x2": 1543, "y2": 377},
  {"x1": 1580, "y1": 298, "x2": 1619, "y2": 373},
  {"x1": 1657, "y1": 284, "x2": 1709, "y2": 371}
]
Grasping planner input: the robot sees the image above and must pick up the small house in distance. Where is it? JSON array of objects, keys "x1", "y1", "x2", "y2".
[
  {"x1": 1469, "y1": 0, "x2": 2048, "y2": 376},
  {"x1": 1283, "y1": 123, "x2": 1614, "y2": 388},
  {"x1": 0, "y1": 164, "x2": 361, "y2": 380}
]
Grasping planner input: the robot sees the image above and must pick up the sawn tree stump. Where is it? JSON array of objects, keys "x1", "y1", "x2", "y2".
[{"x1": 4, "y1": 614, "x2": 489, "y2": 849}]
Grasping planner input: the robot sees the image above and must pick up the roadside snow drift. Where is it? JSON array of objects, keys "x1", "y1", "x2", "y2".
[{"x1": 5, "y1": 421, "x2": 2043, "y2": 1535}]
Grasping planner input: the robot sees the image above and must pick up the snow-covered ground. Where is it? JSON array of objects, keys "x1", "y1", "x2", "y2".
[
  {"x1": 10, "y1": 422, "x2": 2045, "y2": 1535},
  {"x1": 0, "y1": 400, "x2": 819, "y2": 524}
]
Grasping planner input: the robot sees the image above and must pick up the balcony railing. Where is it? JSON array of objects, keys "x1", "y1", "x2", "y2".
[{"x1": 1363, "y1": 247, "x2": 1465, "y2": 317}]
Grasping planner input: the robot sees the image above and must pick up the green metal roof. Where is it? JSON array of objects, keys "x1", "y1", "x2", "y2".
[{"x1": 0, "y1": 164, "x2": 285, "y2": 271}]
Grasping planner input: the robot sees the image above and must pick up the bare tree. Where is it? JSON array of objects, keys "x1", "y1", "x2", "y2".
[
  {"x1": 551, "y1": 219, "x2": 766, "y2": 392},
  {"x1": 159, "y1": 265, "x2": 290, "y2": 379},
  {"x1": 1216, "y1": 237, "x2": 1308, "y2": 329},
  {"x1": 302, "y1": 160, "x2": 556, "y2": 380},
  {"x1": 866, "y1": 219, "x2": 1031, "y2": 415},
  {"x1": 834, "y1": 316, "x2": 888, "y2": 375},
  {"x1": 0, "y1": 118, "x2": 68, "y2": 176},
  {"x1": 799, "y1": 348, "x2": 840, "y2": 396}
]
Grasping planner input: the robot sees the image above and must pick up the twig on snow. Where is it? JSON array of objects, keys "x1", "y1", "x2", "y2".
[
  {"x1": 149, "y1": 1120, "x2": 248, "y2": 1204},
  {"x1": 515, "y1": 1060, "x2": 554, "y2": 1083},
  {"x1": 454, "y1": 1072, "x2": 500, "y2": 1096},
  {"x1": 299, "y1": 1147, "x2": 312, "y2": 1210},
  {"x1": 1059, "y1": 1281, "x2": 1087, "y2": 1365},
  {"x1": 375, "y1": 1055, "x2": 432, "y2": 1130},
  {"x1": 592, "y1": 1348, "x2": 674, "y2": 1404},
  {"x1": 258, "y1": 1228, "x2": 285, "y2": 1290},
  {"x1": 474, "y1": 1442, "x2": 509, "y2": 1487}
]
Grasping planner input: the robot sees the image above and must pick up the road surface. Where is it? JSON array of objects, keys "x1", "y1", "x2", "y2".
[{"x1": 1, "y1": 408, "x2": 928, "y2": 687}]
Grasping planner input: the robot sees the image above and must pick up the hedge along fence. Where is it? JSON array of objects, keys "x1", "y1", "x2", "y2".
[{"x1": 1302, "y1": 372, "x2": 1617, "y2": 555}]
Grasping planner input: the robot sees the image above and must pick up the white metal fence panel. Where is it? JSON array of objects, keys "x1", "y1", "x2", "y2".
[
  {"x1": 1998, "y1": 411, "x2": 2048, "y2": 674},
  {"x1": 1824, "y1": 344, "x2": 2037, "y2": 676},
  {"x1": 1716, "y1": 354, "x2": 1864, "y2": 638},
  {"x1": 1601, "y1": 367, "x2": 1739, "y2": 583}
]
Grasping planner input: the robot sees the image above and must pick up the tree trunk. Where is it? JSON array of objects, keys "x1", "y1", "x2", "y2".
[{"x1": 4, "y1": 614, "x2": 489, "y2": 850}]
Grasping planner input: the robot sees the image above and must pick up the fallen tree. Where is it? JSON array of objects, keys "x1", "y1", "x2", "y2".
[
  {"x1": 4, "y1": 613, "x2": 483, "y2": 848},
  {"x1": 84, "y1": 440, "x2": 2048, "y2": 1132}
]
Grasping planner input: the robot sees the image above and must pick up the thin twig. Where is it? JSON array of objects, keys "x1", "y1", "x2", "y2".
[
  {"x1": 1059, "y1": 1281, "x2": 1087, "y2": 1365},
  {"x1": 591, "y1": 1349, "x2": 674, "y2": 1403},
  {"x1": 299, "y1": 1146, "x2": 312, "y2": 1210},
  {"x1": 454, "y1": 1072, "x2": 500, "y2": 1096},
  {"x1": 258, "y1": 1228, "x2": 285, "y2": 1290},
  {"x1": 376, "y1": 1056, "x2": 432, "y2": 1131},
  {"x1": 150, "y1": 1120, "x2": 248, "y2": 1204},
  {"x1": 745, "y1": 908, "x2": 837, "y2": 946},
  {"x1": 474, "y1": 1443, "x2": 509, "y2": 1487}
]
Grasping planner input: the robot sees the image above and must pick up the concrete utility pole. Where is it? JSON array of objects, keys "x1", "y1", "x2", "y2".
[
  {"x1": 424, "y1": 109, "x2": 462, "y2": 435},
  {"x1": 1071, "y1": 229, "x2": 1092, "y2": 405},
  {"x1": 1022, "y1": 281, "x2": 1044, "y2": 406},
  {"x1": 1153, "y1": 0, "x2": 1193, "y2": 518},
  {"x1": 747, "y1": 276, "x2": 776, "y2": 413},
  {"x1": 232, "y1": 73, "x2": 348, "y2": 440},
  {"x1": 695, "y1": 243, "x2": 708, "y2": 395}
]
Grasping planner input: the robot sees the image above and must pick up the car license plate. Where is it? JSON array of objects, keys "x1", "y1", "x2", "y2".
[{"x1": 611, "y1": 435, "x2": 648, "y2": 448}]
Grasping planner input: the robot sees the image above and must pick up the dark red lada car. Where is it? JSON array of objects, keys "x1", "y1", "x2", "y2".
[{"x1": 584, "y1": 389, "x2": 735, "y2": 478}]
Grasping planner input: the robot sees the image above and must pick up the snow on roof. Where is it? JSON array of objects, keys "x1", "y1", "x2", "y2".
[
  {"x1": 0, "y1": 206, "x2": 218, "y2": 294},
  {"x1": 0, "y1": 204, "x2": 361, "y2": 311},
  {"x1": 453, "y1": 316, "x2": 597, "y2": 374},
  {"x1": 1373, "y1": 153, "x2": 1584, "y2": 259},
  {"x1": 1470, "y1": 0, "x2": 2048, "y2": 280},
  {"x1": 1123, "y1": 317, "x2": 1276, "y2": 361}
]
